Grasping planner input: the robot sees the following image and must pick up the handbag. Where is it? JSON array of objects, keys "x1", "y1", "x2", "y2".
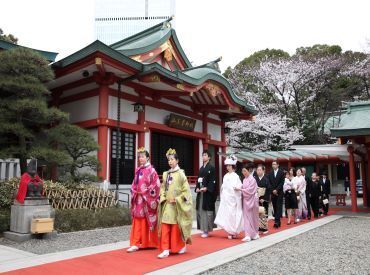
[{"x1": 257, "y1": 187, "x2": 266, "y2": 197}]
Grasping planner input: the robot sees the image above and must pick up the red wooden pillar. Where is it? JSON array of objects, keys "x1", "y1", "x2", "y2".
[
  {"x1": 137, "y1": 109, "x2": 145, "y2": 149},
  {"x1": 193, "y1": 139, "x2": 200, "y2": 175},
  {"x1": 347, "y1": 146, "x2": 358, "y2": 212},
  {"x1": 315, "y1": 162, "x2": 320, "y2": 174},
  {"x1": 288, "y1": 160, "x2": 292, "y2": 170},
  {"x1": 366, "y1": 149, "x2": 370, "y2": 207},
  {"x1": 97, "y1": 84, "x2": 109, "y2": 180}
]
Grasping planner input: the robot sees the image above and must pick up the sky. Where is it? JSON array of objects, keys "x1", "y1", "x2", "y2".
[{"x1": 1, "y1": 0, "x2": 370, "y2": 71}]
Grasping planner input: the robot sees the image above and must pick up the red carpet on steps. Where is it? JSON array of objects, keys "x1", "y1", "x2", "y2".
[{"x1": 4, "y1": 215, "x2": 330, "y2": 275}]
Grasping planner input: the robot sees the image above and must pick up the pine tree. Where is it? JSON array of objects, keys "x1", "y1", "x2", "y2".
[{"x1": 0, "y1": 47, "x2": 68, "y2": 173}]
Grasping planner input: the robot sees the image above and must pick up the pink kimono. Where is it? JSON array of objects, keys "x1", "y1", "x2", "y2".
[
  {"x1": 130, "y1": 163, "x2": 160, "y2": 231},
  {"x1": 241, "y1": 175, "x2": 259, "y2": 238}
]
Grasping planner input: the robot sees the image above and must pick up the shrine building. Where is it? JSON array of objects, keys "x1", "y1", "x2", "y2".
[{"x1": 47, "y1": 18, "x2": 257, "y2": 186}]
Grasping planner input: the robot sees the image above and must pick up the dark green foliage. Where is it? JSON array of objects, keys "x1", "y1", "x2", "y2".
[
  {"x1": 54, "y1": 206, "x2": 131, "y2": 233},
  {"x1": 0, "y1": 209, "x2": 11, "y2": 234},
  {"x1": 0, "y1": 181, "x2": 17, "y2": 209},
  {"x1": 0, "y1": 47, "x2": 68, "y2": 173},
  {"x1": 48, "y1": 124, "x2": 101, "y2": 183}
]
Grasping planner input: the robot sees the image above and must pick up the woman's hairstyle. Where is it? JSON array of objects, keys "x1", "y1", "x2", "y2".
[
  {"x1": 166, "y1": 148, "x2": 179, "y2": 161},
  {"x1": 290, "y1": 167, "x2": 297, "y2": 177},
  {"x1": 138, "y1": 150, "x2": 150, "y2": 158},
  {"x1": 296, "y1": 168, "x2": 302, "y2": 174},
  {"x1": 167, "y1": 153, "x2": 179, "y2": 161},
  {"x1": 243, "y1": 163, "x2": 255, "y2": 171},
  {"x1": 226, "y1": 164, "x2": 236, "y2": 170},
  {"x1": 285, "y1": 170, "x2": 290, "y2": 177}
]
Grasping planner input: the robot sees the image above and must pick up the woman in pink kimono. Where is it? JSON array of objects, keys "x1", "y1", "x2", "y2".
[
  {"x1": 236, "y1": 163, "x2": 260, "y2": 242},
  {"x1": 127, "y1": 148, "x2": 160, "y2": 252}
]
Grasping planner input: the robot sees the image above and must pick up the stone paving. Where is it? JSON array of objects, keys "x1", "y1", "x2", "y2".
[{"x1": 204, "y1": 217, "x2": 370, "y2": 275}]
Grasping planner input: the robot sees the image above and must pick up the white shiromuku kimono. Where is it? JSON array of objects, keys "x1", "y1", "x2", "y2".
[{"x1": 214, "y1": 172, "x2": 244, "y2": 235}]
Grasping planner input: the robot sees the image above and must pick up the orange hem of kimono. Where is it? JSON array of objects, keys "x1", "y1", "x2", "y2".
[
  {"x1": 159, "y1": 223, "x2": 185, "y2": 253},
  {"x1": 130, "y1": 217, "x2": 158, "y2": 248}
]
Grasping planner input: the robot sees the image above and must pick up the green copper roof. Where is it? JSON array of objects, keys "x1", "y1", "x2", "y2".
[
  {"x1": 0, "y1": 39, "x2": 58, "y2": 62},
  {"x1": 51, "y1": 19, "x2": 256, "y2": 115},
  {"x1": 330, "y1": 101, "x2": 370, "y2": 137},
  {"x1": 110, "y1": 17, "x2": 192, "y2": 68},
  {"x1": 52, "y1": 40, "x2": 143, "y2": 71}
]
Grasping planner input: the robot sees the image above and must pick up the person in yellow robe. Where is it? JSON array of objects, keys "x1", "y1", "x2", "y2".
[{"x1": 157, "y1": 148, "x2": 193, "y2": 259}]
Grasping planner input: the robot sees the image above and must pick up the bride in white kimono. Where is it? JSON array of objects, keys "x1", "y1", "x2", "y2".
[{"x1": 214, "y1": 156, "x2": 244, "y2": 239}]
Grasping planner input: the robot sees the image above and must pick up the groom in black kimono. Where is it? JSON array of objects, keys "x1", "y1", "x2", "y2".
[
  {"x1": 195, "y1": 149, "x2": 217, "y2": 238},
  {"x1": 268, "y1": 161, "x2": 285, "y2": 228}
]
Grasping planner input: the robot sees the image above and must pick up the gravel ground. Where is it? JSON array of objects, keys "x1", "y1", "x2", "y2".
[
  {"x1": 204, "y1": 217, "x2": 370, "y2": 275},
  {"x1": 0, "y1": 225, "x2": 132, "y2": 255}
]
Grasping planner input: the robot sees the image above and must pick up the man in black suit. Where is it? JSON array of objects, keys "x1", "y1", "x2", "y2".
[
  {"x1": 301, "y1": 167, "x2": 312, "y2": 220},
  {"x1": 319, "y1": 173, "x2": 331, "y2": 215},
  {"x1": 309, "y1": 172, "x2": 321, "y2": 218},
  {"x1": 268, "y1": 161, "x2": 285, "y2": 228},
  {"x1": 195, "y1": 150, "x2": 217, "y2": 238}
]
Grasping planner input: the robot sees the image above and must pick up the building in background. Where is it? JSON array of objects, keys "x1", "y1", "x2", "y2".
[{"x1": 94, "y1": 0, "x2": 175, "y2": 45}]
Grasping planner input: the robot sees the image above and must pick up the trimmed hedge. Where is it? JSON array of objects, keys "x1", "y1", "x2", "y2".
[{"x1": 54, "y1": 206, "x2": 131, "y2": 233}]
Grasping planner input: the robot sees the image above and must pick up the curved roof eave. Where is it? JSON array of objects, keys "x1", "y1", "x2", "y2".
[
  {"x1": 51, "y1": 40, "x2": 143, "y2": 71},
  {"x1": 0, "y1": 39, "x2": 58, "y2": 62},
  {"x1": 141, "y1": 63, "x2": 257, "y2": 115}
]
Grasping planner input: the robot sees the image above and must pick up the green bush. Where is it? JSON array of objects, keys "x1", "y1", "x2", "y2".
[
  {"x1": 0, "y1": 181, "x2": 17, "y2": 209},
  {"x1": 0, "y1": 209, "x2": 11, "y2": 234},
  {"x1": 54, "y1": 206, "x2": 131, "y2": 233}
]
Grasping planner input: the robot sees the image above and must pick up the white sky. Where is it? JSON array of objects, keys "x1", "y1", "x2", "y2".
[{"x1": 1, "y1": 0, "x2": 369, "y2": 71}]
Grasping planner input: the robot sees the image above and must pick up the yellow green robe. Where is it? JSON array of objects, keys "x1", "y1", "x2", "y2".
[{"x1": 158, "y1": 167, "x2": 193, "y2": 244}]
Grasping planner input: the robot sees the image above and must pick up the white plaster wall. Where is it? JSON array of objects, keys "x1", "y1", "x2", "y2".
[
  {"x1": 208, "y1": 113, "x2": 221, "y2": 120},
  {"x1": 59, "y1": 96, "x2": 99, "y2": 123},
  {"x1": 108, "y1": 96, "x2": 138, "y2": 124},
  {"x1": 144, "y1": 131, "x2": 151, "y2": 153},
  {"x1": 159, "y1": 98, "x2": 193, "y2": 111},
  {"x1": 198, "y1": 140, "x2": 203, "y2": 171},
  {"x1": 89, "y1": 128, "x2": 98, "y2": 142},
  {"x1": 208, "y1": 123, "x2": 222, "y2": 141}
]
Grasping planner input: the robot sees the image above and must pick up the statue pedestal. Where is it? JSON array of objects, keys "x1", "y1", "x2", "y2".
[{"x1": 4, "y1": 198, "x2": 56, "y2": 242}]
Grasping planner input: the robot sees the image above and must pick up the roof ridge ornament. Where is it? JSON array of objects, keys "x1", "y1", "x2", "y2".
[{"x1": 162, "y1": 15, "x2": 174, "y2": 29}]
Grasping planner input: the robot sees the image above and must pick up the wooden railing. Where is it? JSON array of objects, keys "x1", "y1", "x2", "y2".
[{"x1": 159, "y1": 175, "x2": 197, "y2": 186}]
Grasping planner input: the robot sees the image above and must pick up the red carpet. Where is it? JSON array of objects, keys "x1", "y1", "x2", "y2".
[{"x1": 4, "y1": 216, "x2": 328, "y2": 275}]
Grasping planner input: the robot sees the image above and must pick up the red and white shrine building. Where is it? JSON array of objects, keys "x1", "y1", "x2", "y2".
[{"x1": 48, "y1": 18, "x2": 256, "y2": 186}]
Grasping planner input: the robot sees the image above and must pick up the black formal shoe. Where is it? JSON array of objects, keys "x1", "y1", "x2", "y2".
[
  {"x1": 308, "y1": 217, "x2": 311, "y2": 220},
  {"x1": 273, "y1": 223, "x2": 278, "y2": 228}
]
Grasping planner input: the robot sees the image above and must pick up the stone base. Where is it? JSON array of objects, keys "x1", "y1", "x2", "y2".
[
  {"x1": 3, "y1": 230, "x2": 58, "y2": 242},
  {"x1": 10, "y1": 198, "x2": 53, "y2": 234},
  {"x1": 3, "y1": 231, "x2": 32, "y2": 242}
]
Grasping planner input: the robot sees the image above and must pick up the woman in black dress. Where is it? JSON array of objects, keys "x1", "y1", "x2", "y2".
[{"x1": 283, "y1": 168, "x2": 298, "y2": 225}]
